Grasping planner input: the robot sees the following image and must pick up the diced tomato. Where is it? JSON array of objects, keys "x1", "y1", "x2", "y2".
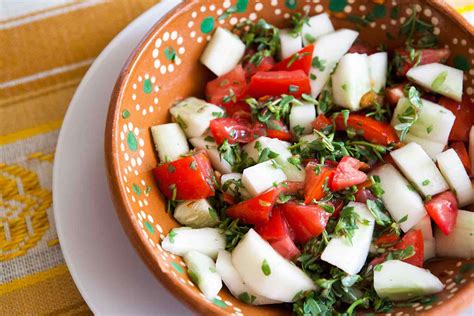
[
  {"x1": 272, "y1": 45, "x2": 314, "y2": 74},
  {"x1": 312, "y1": 114, "x2": 332, "y2": 131},
  {"x1": 334, "y1": 113, "x2": 400, "y2": 146},
  {"x1": 280, "y1": 181, "x2": 305, "y2": 195},
  {"x1": 222, "y1": 192, "x2": 236, "y2": 205},
  {"x1": 331, "y1": 157, "x2": 368, "y2": 191},
  {"x1": 331, "y1": 199, "x2": 344, "y2": 218},
  {"x1": 270, "y1": 235, "x2": 301, "y2": 260},
  {"x1": 385, "y1": 83, "x2": 407, "y2": 107},
  {"x1": 244, "y1": 56, "x2": 276, "y2": 78},
  {"x1": 393, "y1": 230, "x2": 424, "y2": 267},
  {"x1": 281, "y1": 202, "x2": 330, "y2": 244},
  {"x1": 394, "y1": 48, "x2": 451, "y2": 76},
  {"x1": 206, "y1": 65, "x2": 247, "y2": 105},
  {"x1": 349, "y1": 43, "x2": 377, "y2": 54},
  {"x1": 248, "y1": 70, "x2": 311, "y2": 98},
  {"x1": 424, "y1": 191, "x2": 458, "y2": 236},
  {"x1": 439, "y1": 96, "x2": 474, "y2": 142},
  {"x1": 375, "y1": 231, "x2": 401, "y2": 247},
  {"x1": 221, "y1": 101, "x2": 251, "y2": 117},
  {"x1": 355, "y1": 188, "x2": 377, "y2": 204},
  {"x1": 369, "y1": 255, "x2": 387, "y2": 267},
  {"x1": 226, "y1": 187, "x2": 280, "y2": 225},
  {"x1": 210, "y1": 117, "x2": 266, "y2": 145},
  {"x1": 266, "y1": 119, "x2": 293, "y2": 141},
  {"x1": 255, "y1": 207, "x2": 289, "y2": 242},
  {"x1": 450, "y1": 141, "x2": 471, "y2": 174},
  {"x1": 152, "y1": 151, "x2": 215, "y2": 200},
  {"x1": 304, "y1": 161, "x2": 334, "y2": 204}
]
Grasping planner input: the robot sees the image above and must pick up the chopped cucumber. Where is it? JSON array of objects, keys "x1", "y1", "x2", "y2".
[
  {"x1": 200, "y1": 27, "x2": 246, "y2": 76},
  {"x1": 407, "y1": 63, "x2": 463, "y2": 102},
  {"x1": 216, "y1": 250, "x2": 280, "y2": 305},
  {"x1": 189, "y1": 135, "x2": 232, "y2": 174},
  {"x1": 436, "y1": 149, "x2": 474, "y2": 207},
  {"x1": 435, "y1": 210, "x2": 474, "y2": 258},
  {"x1": 370, "y1": 164, "x2": 426, "y2": 232},
  {"x1": 232, "y1": 229, "x2": 316, "y2": 302},
  {"x1": 279, "y1": 29, "x2": 303, "y2": 59},
  {"x1": 391, "y1": 97, "x2": 455, "y2": 146},
  {"x1": 368, "y1": 52, "x2": 388, "y2": 93},
  {"x1": 390, "y1": 142, "x2": 449, "y2": 197},
  {"x1": 412, "y1": 215, "x2": 436, "y2": 260},
  {"x1": 150, "y1": 123, "x2": 189, "y2": 162},
  {"x1": 242, "y1": 160, "x2": 287, "y2": 196},
  {"x1": 174, "y1": 199, "x2": 219, "y2": 228},
  {"x1": 374, "y1": 260, "x2": 444, "y2": 301},
  {"x1": 404, "y1": 133, "x2": 445, "y2": 159},
  {"x1": 162, "y1": 227, "x2": 225, "y2": 259},
  {"x1": 302, "y1": 13, "x2": 334, "y2": 46},
  {"x1": 310, "y1": 29, "x2": 359, "y2": 97},
  {"x1": 220, "y1": 173, "x2": 252, "y2": 200},
  {"x1": 289, "y1": 102, "x2": 316, "y2": 135},
  {"x1": 332, "y1": 53, "x2": 371, "y2": 111},
  {"x1": 170, "y1": 97, "x2": 224, "y2": 138},
  {"x1": 321, "y1": 202, "x2": 375, "y2": 275},
  {"x1": 184, "y1": 250, "x2": 222, "y2": 299},
  {"x1": 243, "y1": 137, "x2": 305, "y2": 182}
]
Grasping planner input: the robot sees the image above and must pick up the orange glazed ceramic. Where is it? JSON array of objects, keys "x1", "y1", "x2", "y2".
[{"x1": 106, "y1": 1, "x2": 474, "y2": 315}]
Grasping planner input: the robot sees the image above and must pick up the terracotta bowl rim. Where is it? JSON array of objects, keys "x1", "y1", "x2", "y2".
[{"x1": 105, "y1": 0, "x2": 474, "y2": 315}]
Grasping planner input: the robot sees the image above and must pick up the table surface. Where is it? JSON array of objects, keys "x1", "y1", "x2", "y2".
[{"x1": 0, "y1": 0, "x2": 472, "y2": 315}]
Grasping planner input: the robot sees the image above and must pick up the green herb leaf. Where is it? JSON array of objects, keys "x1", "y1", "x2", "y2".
[
  {"x1": 312, "y1": 56, "x2": 326, "y2": 71},
  {"x1": 168, "y1": 230, "x2": 177, "y2": 243},
  {"x1": 431, "y1": 71, "x2": 448, "y2": 90},
  {"x1": 238, "y1": 292, "x2": 257, "y2": 304},
  {"x1": 261, "y1": 259, "x2": 271, "y2": 276}
]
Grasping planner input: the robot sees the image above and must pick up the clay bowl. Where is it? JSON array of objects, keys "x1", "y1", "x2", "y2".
[{"x1": 105, "y1": 0, "x2": 474, "y2": 314}]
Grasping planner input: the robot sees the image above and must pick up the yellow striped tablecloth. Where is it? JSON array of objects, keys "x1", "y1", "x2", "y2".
[{"x1": 0, "y1": 0, "x2": 471, "y2": 315}]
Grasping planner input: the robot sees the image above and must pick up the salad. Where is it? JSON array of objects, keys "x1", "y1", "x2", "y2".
[{"x1": 149, "y1": 9, "x2": 474, "y2": 315}]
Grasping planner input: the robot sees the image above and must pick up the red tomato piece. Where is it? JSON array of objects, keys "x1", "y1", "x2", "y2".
[
  {"x1": 330, "y1": 199, "x2": 344, "y2": 218},
  {"x1": 222, "y1": 192, "x2": 236, "y2": 205},
  {"x1": 312, "y1": 114, "x2": 332, "y2": 131},
  {"x1": 270, "y1": 235, "x2": 301, "y2": 260},
  {"x1": 304, "y1": 161, "x2": 334, "y2": 204},
  {"x1": 221, "y1": 101, "x2": 251, "y2": 118},
  {"x1": 226, "y1": 187, "x2": 280, "y2": 225},
  {"x1": 244, "y1": 56, "x2": 276, "y2": 78},
  {"x1": 450, "y1": 141, "x2": 471, "y2": 174},
  {"x1": 281, "y1": 202, "x2": 331, "y2": 244},
  {"x1": 375, "y1": 231, "x2": 401, "y2": 247},
  {"x1": 393, "y1": 230, "x2": 425, "y2": 267},
  {"x1": 348, "y1": 43, "x2": 377, "y2": 55},
  {"x1": 210, "y1": 117, "x2": 266, "y2": 145},
  {"x1": 280, "y1": 181, "x2": 305, "y2": 195},
  {"x1": 439, "y1": 96, "x2": 474, "y2": 142},
  {"x1": 206, "y1": 65, "x2": 248, "y2": 105},
  {"x1": 248, "y1": 70, "x2": 311, "y2": 98},
  {"x1": 266, "y1": 119, "x2": 293, "y2": 141},
  {"x1": 255, "y1": 207, "x2": 289, "y2": 242},
  {"x1": 385, "y1": 83, "x2": 407, "y2": 107},
  {"x1": 355, "y1": 188, "x2": 377, "y2": 204},
  {"x1": 272, "y1": 45, "x2": 314, "y2": 74},
  {"x1": 152, "y1": 151, "x2": 215, "y2": 200},
  {"x1": 334, "y1": 113, "x2": 400, "y2": 146},
  {"x1": 394, "y1": 48, "x2": 451, "y2": 76},
  {"x1": 331, "y1": 157, "x2": 368, "y2": 192},
  {"x1": 424, "y1": 191, "x2": 458, "y2": 236}
]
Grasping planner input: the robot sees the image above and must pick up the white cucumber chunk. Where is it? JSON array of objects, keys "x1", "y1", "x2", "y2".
[
  {"x1": 170, "y1": 97, "x2": 224, "y2": 138},
  {"x1": 310, "y1": 29, "x2": 359, "y2": 98},
  {"x1": 200, "y1": 27, "x2": 246, "y2": 76},
  {"x1": 332, "y1": 53, "x2": 371, "y2": 111},
  {"x1": 374, "y1": 260, "x2": 444, "y2": 301},
  {"x1": 162, "y1": 227, "x2": 225, "y2": 259},
  {"x1": 436, "y1": 149, "x2": 474, "y2": 207},
  {"x1": 390, "y1": 142, "x2": 449, "y2": 197},
  {"x1": 184, "y1": 250, "x2": 222, "y2": 299},
  {"x1": 174, "y1": 199, "x2": 219, "y2": 228},
  {"x1": 302, "y1": 13, "x2": 334, "y2": 46},
  {"x1": 470, "y1": 126, "x2": 474, "y2": 173},
  {"x1": 220, "y1": 173, "x2": 252, "y2": 200},
  {"x1": 370, "y1": 164, "x2": 426, "y2": 232},
  {"x1": 411, "y1": 215, "x2": 436, "y2": 260},
  {"x1": 242, "y1": 160, "x2": 287, "y2": 196},
  {"x1": 279, "y1": 29, "x2": 303, "y2": 59},
  {"x1": 150, "y1": 123, "x2": 189, "y2": 162},
  {"x1": 243, "y1": 137, "x2": 305, "y2": 182},
  {"x1": 289, "y1": 102, "x2": 316, "y2": 135},
  {"x1": 407, "y1": 63, "x2": 463, "y2": 102},
  {"x1": 391, "y1": 98, "x2": 455, "y2": 145},
  {"x1": 232, "y1": 229, "x2": 316, "y2": 302},
  {"x1": 189, "y1": 135, "x2": 232, "y2": 174},
  {"x1": 368, "y1": 52, "x2": 388, "y2": 93},
  {"x1": 216, "y1": 250, "x2": 280, "y2": 305},
  {"x1": 404, "y1": 133, "x2": 445, "y2": 159},
  {"x1": 435, "y1": 210, "x2": 474, "y2": 258},
  {"x1": 321, "y1": 202, "x2": 375, "y2": 275}
]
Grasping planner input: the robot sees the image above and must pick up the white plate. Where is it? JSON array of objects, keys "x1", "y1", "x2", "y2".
[{"x1": 53, "y1": 2, "x2": 192, "y2": 315}]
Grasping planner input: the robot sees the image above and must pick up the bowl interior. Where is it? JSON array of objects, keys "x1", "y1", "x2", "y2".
[{"x1": 106, "y1": 0, "x2": 474, "y2": 315}]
